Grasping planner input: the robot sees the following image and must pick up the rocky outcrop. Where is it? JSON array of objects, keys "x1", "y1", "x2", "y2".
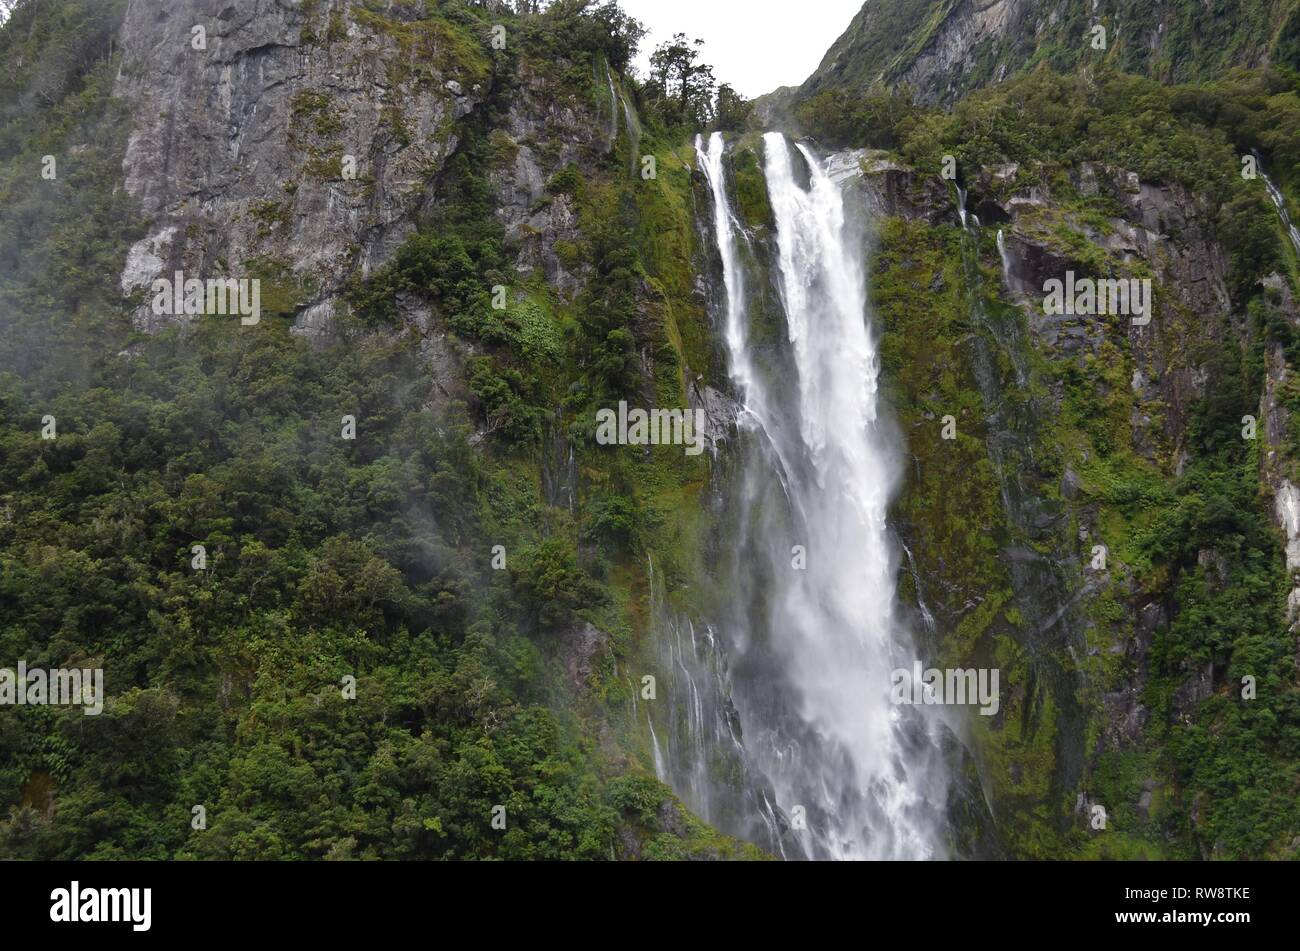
[
  {"x1": 858, "y1": 154, "x2": 1235, "y2": 470},
  {"x1": 111, "y1": 0, "x2": 627, "y2": 346},
  {"x1": 688, "y1": 379, "x2": 742, "y2": 454},
  {"x1": 113, "y1": 0, "x2": 479, "y2": 335},
  {"x1": 985, "y1": 161, "x2": 1233, "y2": 462},
  {"x1": 488, "y1": 64, "x2": 601, "y2": 299},
  {"x1": 565, "y1": 621, "x2": 610, "y2": 690},
  {"x1": 859, "y1": 152, "x2": 951, "y2": 225}
]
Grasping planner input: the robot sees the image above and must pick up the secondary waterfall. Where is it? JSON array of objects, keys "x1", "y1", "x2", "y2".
[
  {"x1": 603, "y1": 64, "x2": 619, "y2": 153},
  {"x1": 691, "y1": 131, "x2": 949, "y2": 859},
  {"x1": 1261, "y1": 168, "x2": 1300, "y2": 258},
  {"x1": 996, "y1": 229, "x2": 1019, "y2": 306}
]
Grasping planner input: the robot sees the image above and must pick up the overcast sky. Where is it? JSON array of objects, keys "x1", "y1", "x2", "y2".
[{"x1": 620, "y1": 0, "x2": 865, "y2": 100}]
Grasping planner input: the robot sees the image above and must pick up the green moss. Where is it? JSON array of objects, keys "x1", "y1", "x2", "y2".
[
  {"x1": 503, "y1": 293, "x2": 564, "y2": 367},
  {"x1": 875, "y1": 219, "x2": 1011, "y2": 630},
  {"x1": 248, "y1": 200, "x2": 291, "y2": 238},
  {"x1": 350, "y1": 3, "x2": 491, "y2": 88},
  {"x1": 728, "y1": 145, "x2": 773, "y2": 232},
  {"x1": 379, "y1": 104, "x2": 412, "y2": 148},
  {"x1": 289, "y1": 90, "x2": 342, "y2": 139},
  {"x1": 630, "y1": 142, "x2": 714, "y2": 382},
  {"x1": 972, "y1": 637, "x2": 1072, "y2": 858},
  {"x1": 489, "y1": 129, "x2": 520, "y2": 169},
  {"x1": 545, "y1": 163, "x2": 584, "y2": 197},
  {"x1": 326, "y1": 10, "x2": 347, "y2": 43},
  {"x1": 302, "y1": 149, "x2": 343, "y2": 181},
  {"x1": 240, "y1": 256, "x2": 313, "y2": 319}
]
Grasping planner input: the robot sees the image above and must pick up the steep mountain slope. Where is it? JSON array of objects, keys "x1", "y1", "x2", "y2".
[{"x1": 784, "y1": 0, "x2": 1300, "y2": 107}]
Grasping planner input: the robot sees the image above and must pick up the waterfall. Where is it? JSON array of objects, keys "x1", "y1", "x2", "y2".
[
  {"x1": 1259, "y1": 164, "x2": 1300, "y2": 257},
  {"x1": 692, "y1": 131, "x2": 948, "y2": 859},
  {"x1": 592, "y1": 55, "x2": 618, "y2": 154},
  {"x1": 957, "y1": 185, "x2": 981, "y2": 231},
  {"x1": 622, "y1": 95, "x2": 642, "y2": 177},
  {"x1": 697, "y1": 134, "x2": 772, "y2": 428},
  {"x1": 648, "y1": 714, "x2": 665, "y2": 779},
  {"x1": 996, "y1": 229, "x2": 1013, "y2": 289},
  {"x1": 956, "y1": 185, "x2": 980, "y2": 232},
  {"x1": 900, "y1": 539, "x2": 937, "y2": 637},
  {"x1": 697, "y1": 133, "x2": 803, "y2": 507},
  {"x1": 603, "y1": 63, "x2": 619, "y2": 154},
  {"x1": 698, "y1": 133, "x2": 755, "y2": 394}
]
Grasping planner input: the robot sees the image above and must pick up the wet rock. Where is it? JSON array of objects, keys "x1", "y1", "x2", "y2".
[
  {"x1": 1073, "y1": 162, "x2": 1100, "y2": 197},
  {"x1": 655, "y1": 799, "x2": 687, "y2": 838},
  {"x1": 1136, "y1": 787, "x2": 1154, "y2": 821},
  {"x1": 1172, "y1": 662, "x2": 1215, "y2": 722},
  {"x1": 1275, "y1": 480, "x2": 1300, "y2": 573},
  {"x1": 859, "y1": 158, "x2": 952, "y2": 226},
  {"x1": 974, "y1": 198, "x2": 1012, "y2": 223},
  {"x1": 689, "y1": 379, "x2": 743, "y2": 453},
  {"x1": 1102, "y1": 687, "x2": 1149, "y2": 746},
  {"x1": 292, "y1": 297, "x2": 336, "y2": 338},
  {"x1": 566, "y1": 622, "x2": 609, "y2": 691},
  {"x1": 489, "y1": 63, "x2": 608, "y2": 300}
]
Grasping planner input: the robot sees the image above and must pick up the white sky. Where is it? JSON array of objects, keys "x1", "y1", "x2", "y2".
[{"x1": 620, "y1": 0, "x2": 865, "y2": 100}]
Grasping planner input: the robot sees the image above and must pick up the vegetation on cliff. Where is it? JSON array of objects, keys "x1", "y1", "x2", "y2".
[{"x1": 0, "y1": 0, "x2": 757, "y2": 860}]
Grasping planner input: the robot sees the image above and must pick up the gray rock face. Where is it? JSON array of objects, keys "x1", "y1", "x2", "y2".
[
  {"x1": 113, "y1": 0, "x2": 470, "y2": 335},
  {"x1": 992, "y1": 162, "x2": 1232, "y2": 458},
  {"x1": 1256, "y1": 276, "x2": 1300, "y2": 622},
  {"x1": 793, "y1": 0, "x2": 1039, "y2": 106},
  {"x1": 856, "y1": 145, "x2": 1237, "y2": 446},
  {"x1": 859, "y1": 159, "x2": 952, "y2": 226},
  {"x1": 1136, "y1": 785, "x2": 1154, "y2": 821},
  {"x1": 1102, "y1": 686, "x2": 1149, "y2": 747},
  {"x1": 894, "y1": 0, "x2": 1027, "y2": 103},
  {"x1": 566, "y1": 621, "x2": 610, "y2": 690},
  {"x1": 1172, "y1": 662, "x2": 1215, "y2": 723},
  {"x1": 689, "y1": 379, "x2": 743, "y2": 454},
  {"x1": 486, "y1": 62, "x2": 631, "y2": 301},
  {"x1": 1275, "y1": 479, "x2": 1300, "y2": 564}
]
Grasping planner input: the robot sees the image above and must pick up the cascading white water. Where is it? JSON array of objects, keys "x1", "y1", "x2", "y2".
[
  {"x1": 1261, "y1": 168, "x2": 1300, "y2": 257},
  {"x1": 602, "y1": 63, "x2": 619, "y2": 153},
  {"x1": 996, "y1": 228, "x2": 1013, "y2": 289},
  {"x1": 694, "y1": 131, "x2": 948, "y2": 859},
  {"x1": 696, "y1": 133, "x2": 803, "y2": 503},
  {"x1": 698, "y1": 133, "x2": 757, "y2": 401},
  {"x1": 957, "y1": 185, "x2": 980, "y2": 231}
]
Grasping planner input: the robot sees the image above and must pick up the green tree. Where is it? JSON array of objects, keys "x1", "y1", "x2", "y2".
[
  {"x1": 713, "y1": 83, "x2": 752, "y2": 132},
  {"x1": 647, "y1": 33, "x2": 715, "y2": 129}
]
